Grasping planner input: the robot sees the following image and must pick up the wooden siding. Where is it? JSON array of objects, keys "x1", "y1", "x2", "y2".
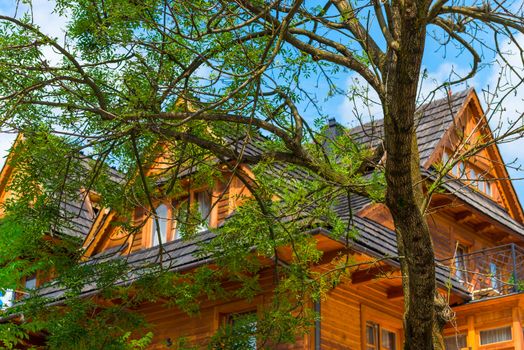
[
  {"x1": 136, "y1": 269, "x2": 308, "y2": 349},
  {"x1": 444, "y1": 294, "x2": 524, "y2": 350}
]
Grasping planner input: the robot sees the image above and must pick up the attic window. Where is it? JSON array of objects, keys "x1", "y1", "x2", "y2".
[
  {"x1": 443, "y1": 153, "x2": 493, "y2": 197},
  {"x1": 147, "y1": 190, "x2": 213, "y2": 247},
  {"x1": 443, "y1": 151, "x2": 465, "y2": 178},
  {"x1": 195, "y1": 190, "x2": 211, "y2": 226},
  {"x1": 151, "y1": 204, "x2": 170, "y2": 247}
]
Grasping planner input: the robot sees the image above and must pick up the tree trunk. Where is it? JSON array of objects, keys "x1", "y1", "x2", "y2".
[{"x1": 382, "y1": 2, "x2": 441, "y2": 349}]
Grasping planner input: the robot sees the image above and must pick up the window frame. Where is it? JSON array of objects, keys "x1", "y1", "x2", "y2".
[
  {"x1": 213, "y1": 297, "x2": 263, "y2": 349},
  {"x1": 361, "y1": 305, "x2": 402, "y2": 350},
  {"x1": 443, "y1": 332, "x2": 468, "y2": 350},
  {"x1": 478, "y1": 325, "x2": 513, "y2": 346},
  {"x1": 16, "y1": 274, "x2": 38, "y2": 300},
  {"x1": 454, "y1": 243, "x2": 469, "y2": 283},
  {"x1": 142, "y1": 186, "x2": 215, "y2": 248}
]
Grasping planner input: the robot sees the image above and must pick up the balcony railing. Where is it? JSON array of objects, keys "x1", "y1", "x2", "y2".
[{"x1": 437, "y1": 244, "x2": 524, "y2": 300}]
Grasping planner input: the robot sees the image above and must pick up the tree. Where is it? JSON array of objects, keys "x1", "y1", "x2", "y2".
[{"x1": 0, "y1": 0, "x2": 523, "y2": 349}]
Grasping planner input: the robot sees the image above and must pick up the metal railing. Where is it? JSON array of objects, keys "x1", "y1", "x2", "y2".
[{"x1": 437, "y1": 244, "x2": 524, "y2": 300}]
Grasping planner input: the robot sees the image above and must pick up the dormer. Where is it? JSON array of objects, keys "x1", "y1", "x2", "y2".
[{"x1": 81, "y1": 163, "x2": 252, "y2": 257}]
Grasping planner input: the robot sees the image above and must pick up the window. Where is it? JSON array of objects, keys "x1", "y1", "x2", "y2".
[
  {"x1": 444, "y1": 333, "x2": 467, "y2": 350},
  {"x1": 459, "y1": 162, "x2": 466, "y2": 177},
  {"x1": 195, "y1": 190, "x2": 211, "y2": 228},
  {"x1": 479, "y1": 326, "x2": 512, "y2": 345},
  {"x1": 220, "y1": 311, "x2": 257, "y2": 349},
  {"x1": 455, "y1": 244, "x2": 468, "y2": 282},
  {"x1": 151, "y1": 204, "x2": 169, "y2": 247},
  {"x1": 477, "y1": 175, "x2": 493, "y2": 197},
  {"x1": 469, "y1": 168, "x2": 478, "y2": 188},
  {"x1": 484, "y1": 180, "x2": 492, "y2": 196},
  {"x1": 148, "y1": 190, "x2": 213, "y2": 247},
  {"x1": 366, "y1": 321, "x2": 397, "y2": 350},
  {"x1": 18, "y1": 275, "x2": 37, "y2": 300},
  {"x1": 173, "y1": 197, "x2": 189, "y2": 239},
  {"x1": 442, "y1": 152, "x2": 449, "y2": 165},
  {"x1": 366, "y1": 322, "x2": 379, "y2": 350},
  {"x1": 381, "y1": 328, "x2": 397, "y2": 350}
]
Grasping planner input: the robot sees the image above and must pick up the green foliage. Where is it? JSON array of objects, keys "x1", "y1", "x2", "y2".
[{"x1": 0, "y1": 0, "x2": 388, "y2": 348}]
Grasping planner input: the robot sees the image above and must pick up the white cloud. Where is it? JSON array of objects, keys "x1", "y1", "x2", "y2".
[
  {"x1": 0, "y1": 1, "x2": 67, "y2": 169},
  {"x1": 481, "y1": 33, "x2": 524, "y2": 200},
  {"x1": 336, "y1": 75, "x2": 383, "y2": 127},
  {"x1": 0, "y1": 133, "x2": 16, "y2": 170},
  {"x1": 418, "y1": 62, "x2": 479, "y2": 102},
  {"x1": 336, "y1": 62, "x2": 480, "y2": 127},
  {"x1": 0, "y1": 0, "x2": 68, "y2": 64}
]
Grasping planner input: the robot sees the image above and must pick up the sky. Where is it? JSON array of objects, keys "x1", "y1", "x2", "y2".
[{"x1": 0, "y1": 0, "x2": 523, "y2": 203}]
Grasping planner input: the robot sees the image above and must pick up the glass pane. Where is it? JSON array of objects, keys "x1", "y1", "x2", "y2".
[
  {"x1": 381, "y1": 329, "x2": 396, "y2": 350},
  {"x1": 196, "y1": 191, "x2": 211, "y2": 229},
  {"x1": 0, "y1": 289, "x2": 14, "y2": 308},
  {"x1": 485, "y1": 181, "x2": 491, "y2": 196},
  {"x1": 455, "y1": 246, "x2": 467, "y2": 282},
  {"x1": 22, "y1": 276, "x2": 37, "y2": 299},
  {"x1": 174, "y1": 199, "x2": 189, "y2": 238},
  {"x1": 25, "y1": 277, "x2": 36, "y2": 290},
  {"x1": 227, "y1": 312, "x2": 257, "y2": 349},
  {"x1": 459, "y1": 162, "x2": 465, "y2": 177},
  {"x1": 197, "y1": 191, "x2": 211, "y2": 222},
  {"x1": 151, "y1": 204, "x2": 168, "y2": 246},
  {"x1": 442, "y1": 152, "x2": 449, "y2": 164},
  {"x1": 469, "y1": 168, "x2": 478, "y2": 188},
  {"x1": 480, "y1": 326, "x2": 512, "y2": 345},
  {"x1": 366, "y1": 322, "x2": 377, "y2": 346},
  {"x1": 444, "y1": 334, "x2": 467, "y2": 350}
]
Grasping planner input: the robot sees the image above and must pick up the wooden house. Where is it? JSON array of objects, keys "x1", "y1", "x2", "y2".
[{"x1": 1, "y1": 88, "x2": 524, "y2": 349}]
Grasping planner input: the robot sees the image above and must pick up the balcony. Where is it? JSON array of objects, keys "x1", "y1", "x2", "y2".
[{"x1": 437, "y1": 244, "x2": 524, "y2": 300}]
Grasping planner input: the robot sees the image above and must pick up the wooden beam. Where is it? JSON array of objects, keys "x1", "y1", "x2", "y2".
[
  {"x1": 473, "y1": 222, "x2": 494, "y2": 235},
  {"x1": 386, "y1": 286, "x2": 404, "y2": 300},
  {"x1": 351, "y1": 264, "x2": 396, "y2": 285},
  {"x1": 430, "y1": 196, "x2": 453, "y2": 209},
  {"x1": 455, "y1": 210, "x2": 474, "y2": 224}
]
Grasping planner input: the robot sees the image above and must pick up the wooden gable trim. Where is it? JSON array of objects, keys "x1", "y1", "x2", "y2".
[
  {"x1": 0, "y1": 134, "x2": 23, "y2": 206},
  {"x1": 426, "y1": 89, "x2": 524, "y2": 223},
  {"x1": 81, "y1": 208, "x2": 116, "y2": 259},
  {"x1": 423, "y1": 89, "x2": 475, "y2": 170},
  {"x1": 466, "y1": 92, "x2": 524, "y2": 223}
]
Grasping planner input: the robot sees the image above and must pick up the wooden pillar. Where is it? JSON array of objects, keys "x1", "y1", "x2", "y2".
[
  {"x1": 467, "y1": 315, "x2": 477, "y2": 350},
  {"x1": 512, "y1": 307, "x2": 523, "y2": 348}
]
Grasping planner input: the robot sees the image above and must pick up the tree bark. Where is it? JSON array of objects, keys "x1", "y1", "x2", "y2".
[{"x1": 382, "y1": 1, "x2": 440, "y2": 349}]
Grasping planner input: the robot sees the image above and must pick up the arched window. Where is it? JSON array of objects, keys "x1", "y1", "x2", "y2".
[{"x1": 151, "y1": 204, "x2": 169, "y2": 247}]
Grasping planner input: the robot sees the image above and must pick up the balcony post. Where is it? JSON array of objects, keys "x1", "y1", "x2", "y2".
[{"x1": 511, "y1": 243, "x2": 518, "y2": 293}]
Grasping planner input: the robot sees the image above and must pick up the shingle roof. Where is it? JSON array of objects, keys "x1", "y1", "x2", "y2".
[
  {"x1": 36, "y1": 231, "x2": 216, "y2": 301},
  {"x1": 345, "y1": 88, "x2": 472, "y2": 164},
  {"x1": 36, "y1": 216, "x2": 470, "y2": 302},
  {"x1": 32, "y1": 89, "x2": 511, "y2": 303},
  {"x1": 55, "y1": 195, "x2": 95, "y2": 238}
]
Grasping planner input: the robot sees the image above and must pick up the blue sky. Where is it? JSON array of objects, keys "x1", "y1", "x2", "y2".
[{"x1": 0, "y1": 0, "x2": 523, "y2": 203}]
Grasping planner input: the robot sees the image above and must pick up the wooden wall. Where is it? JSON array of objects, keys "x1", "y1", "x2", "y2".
[
  {"x1": 320, "y1": 281, "x2": 403, "y2": 350},
  {"x1": 136, "y1": 268, "x2": 308, "y2": 349},
  {"x1": 444, "y1": 294, "x2": 524, "y2": 350},
  {"x1": 130, "y1": 265, "x2": 406, "y2": 350}
]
